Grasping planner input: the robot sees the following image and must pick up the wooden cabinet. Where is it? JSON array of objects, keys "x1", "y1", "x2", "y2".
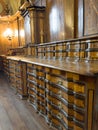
[
  {"x1": 1, "y1": 35, "x2": 98, "y2": 130},
  {"x1": 8, "y1": 59, "x2": 27, "y2": 98},
  {"x1": 1, "y1": 55, "x2": 98, "y2": 130},
  {"x1": 0, "y1": 56, "x2": 3, "y2": 71},
  {"x1": 85, "y1": 39, "x2": 98, "y2": 60},
  {"x1": 9, "y1": 60, "x2": 17, "y2": 89},
  {"x1": 21, "y1": 6, "x2": 45, "y2": 44},
  {"x1": 2, "y1": 56, "x2": 9, "y2": 78},
  {"x1": 26, "y1": 62, "x2": 96, "y2": 130},
  {"x1": 45, "y1": 69, "x2": 87, "y2": 130},
  {"x1": 15, "y1": 61, "x2": 27, "y2": 99},
  {"x1": 27, "y1": 63, "x2": 46, "y2": 115}
]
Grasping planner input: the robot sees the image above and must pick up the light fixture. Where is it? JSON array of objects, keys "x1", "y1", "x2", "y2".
[
  {"x1": 3, "y1": 20, "x2": 15, "y2": 41},
  {"x1": 3, "y1": 27, "x2": 14, "y2": 40}
]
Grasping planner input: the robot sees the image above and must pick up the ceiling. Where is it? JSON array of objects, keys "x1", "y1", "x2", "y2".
[
  {"x1": 0, "y1": 0, "x2": 46, "y2": 17},
  {"x1": 0, "y1": 0, "x2": 26, "y2": 16}
]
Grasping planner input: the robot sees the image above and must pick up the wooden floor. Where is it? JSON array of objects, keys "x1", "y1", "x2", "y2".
[{"x1": 0, "y1": 72, "x2": 54, "y2": 130}]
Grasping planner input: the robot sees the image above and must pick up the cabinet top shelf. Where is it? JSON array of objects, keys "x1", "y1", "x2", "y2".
[{"x1": 6, "y1": 55, "x2": 98, "y2": 77}]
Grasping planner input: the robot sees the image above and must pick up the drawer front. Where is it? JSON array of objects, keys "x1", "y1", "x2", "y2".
[
  {"x1": 62, "y1": 103, "x2": 74, "y2": 116},
  {"x1": 74, "y1": 83, "x2": 85, "y2": 94},
  {"x1": 87, "y1": 52, "x2": 98, "y2": 59},
  {"x1": 74, "y1": 97, "x2": 85, "y2": 108},
  {"x1": 67, "y1": 51, "x2": 79, "y2": 58},
  {"x1": 74, "y1": 110, "x2": 85, "y2": 122}
]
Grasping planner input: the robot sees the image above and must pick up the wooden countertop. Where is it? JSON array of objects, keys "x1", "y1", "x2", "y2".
[{"x1": 6, "y1": 55, "x2": 98, "y2": 76}]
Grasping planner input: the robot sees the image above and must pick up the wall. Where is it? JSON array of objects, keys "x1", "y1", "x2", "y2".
[
  {"x1": 0, "y1": 15, "x2": 25, "y2": 55},
  {"x1": 84, "y1": 0, "x2": 98, "y2": 35},
  {"x1": 46, "y1": 0, "x2": 74, "y2": 42},
  {"x1": 0, "y1": 21, "x2": 18, "y2": 55},
  {"x1": 45, "y1": 0, "x2": 98, "y2": 40},
  {"x1": 75, "y1": 0, "x2": 98, "y2": 37},
  {"x1": 18, "y1": 17, "x2": 25, "y2": 46},
  {"x1": 74, "y1": 0, "x2": 84, "y2": 37},
  {"x1": 0, "y1": 0, "x2": 98, "y2": 54},
  {"x1": 24, "y1": 13, "x2": 32, "y2": 44}
]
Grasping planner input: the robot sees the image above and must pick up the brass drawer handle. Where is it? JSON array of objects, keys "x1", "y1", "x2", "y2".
[{"x1": 57, "y1": 81, "x2": 63, "y2": 85}]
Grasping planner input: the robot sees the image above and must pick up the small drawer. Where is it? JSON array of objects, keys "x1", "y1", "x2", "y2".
[
  {"x1": 29, "y1": 95, "x2": 37, "y2": 104},
  {"x1": 51, "y1": 108, "x2": 60, "y2": 115},
  {"x1": 62, "y1": 92, "x2": 74, "y2": 103},
  {"x1": 68, "y1": 51, "x2": 79, "y2": 57},
  {"x1": 46, "y1": 101, "x2": 53, "y2": 110},
  {"x1": 80, "y1": 51, "x2": 85, "y2": 58},
  {"x1": 62, "y1": 103, "x2": 74, "y2": 116},
  {"x1": 87, "y1": 40, "x2": 98, "y2": 49},
  {"x1": 80, "y1": 41, "x2": 86, "y2": 50},
  {"x1": 39, "y1": 80, "x2": 45, "y2": 87},
  {"x1": 40, "y1": 88, "x2": 45, "y2": 95},
  {"x1": 38, "y1": 104, "x2": 46, "y2": 114},
  {"x1": 51, "y1": 69, "x2": 61, "y2": 75},
  {"x1": 87, "y1": 52, "x2": 98, "y2": 59},
  {"x1": 74, "y1": 98, "x2": 85, "y2": 108},
  {"x1": 28, "y1": 75, "x2": 35, "y2": 81},
  {"x1": 51, "y1": 117, "x2": 61, "y2": 128},
  {"x1": 73, "y1": 121, "x2": 84, "y2": 130},
  {"x1": 36, "y1": 94, "x2": 45, "y2": 103},
  {"x1": 46, "y1": 84, "x2": 61, "y2": 94},
  {"x1": 52, "y1": 97, "x2": 61, "y2": 106},
  {"x1": 62, "y1": 115, "x2": 73, "y2": 128},
  {"x1": 46, "y1": 111, "x2": 52, "y2": 122},
  {"x1": 28, "y1": 89, "x2": 36, "y2": 96},
  {"x1": 74, "y1": 110, "x2": 85, "y2": 122},
  {"x1": 46, "y1": 94, "x2": 54, "y2": 102},
  {"x1": 28, "y1": 82, "x2": 36, "y2": 90},
  {"x1": 69, "y1": 43, "x2": 80, "y2": 50},
  {"x1": 37, "y1": 71, "x2": 45, "y2": 77},
  {"x1": 61, "y1": 80, "x2": 74, "y2": 90},
  {"x1": 55, "y1": 44, "x2": 65, "y2": 51},
  {"x1": 66, "y1": 72, "x2": 73, "y2": 79},
  {"x1": 28, "y1": 76, "x2": 37, "y2": 83},
  {"x1": 74, "y1": 83, "x2": 85, "y2": 94}
]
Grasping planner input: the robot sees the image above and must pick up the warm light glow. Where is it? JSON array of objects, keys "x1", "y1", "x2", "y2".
[
  {"x1": 3, "y1": 28, "x2": 14, "y2": 40},
  {"x1": 14, "y1": 29, "x2": 18, "y2": 37},
  {"x1": 50, "y1": 7, "x2": 60, "y2": 33},
  {"x1": 20, "y1": 29, "x2": 24, "y2": 37}
]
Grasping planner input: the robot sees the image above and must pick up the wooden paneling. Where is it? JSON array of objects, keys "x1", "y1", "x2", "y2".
[
  {"x1": 0, "y1": 21, "x2": 19, "y2": 55},
  {"x1": 0, "y1": 15, "x2": 25, "y2": 55},
  {"x1": 29, "y1": 7, "x2": 46, "y2": 44},
  {"x1": 23, "y1": 7, "x2": 45, "y2": 44},
  {"x1": 11, "y1": 20, "x2": 19, "y2": 48},
  {"x1": 46, "y1": 0, "x2": 74, "y2": 42},
  {"x1": 74, "y1": 0, "x2": 84, "y2": 37},
  {"x1": 24, "y1": 13, "x2": 32, "y2": 44},
  {"x1": 18, "y1": 16, "x2": 25, "y2": 46},
  {"x1": 0, "y1": 22, "x2": 9, "y2": 55},
  {"x1": 84, "y1": 0, "x2": 98, "y2": 35}
]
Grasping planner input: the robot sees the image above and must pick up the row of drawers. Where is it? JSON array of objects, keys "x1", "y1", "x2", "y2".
[
  {"x1": 36, "y1": 40, "x2": 98, "y2": 60},
  {"x1": 22, "y1": 39, "x2": 98, "y2": 60},
  {"x1": 37, "y1": 50, "x2": 98, "y2": 60},
  {"x1": 9, "y1": 60, "x2": 27, "y2": 98},
  {"x1": 2, "y1": 59, "x2": 94, "y2": 130},
  {"x1": 27, "y1": 64, "x2": 86, "y2": 130}
]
